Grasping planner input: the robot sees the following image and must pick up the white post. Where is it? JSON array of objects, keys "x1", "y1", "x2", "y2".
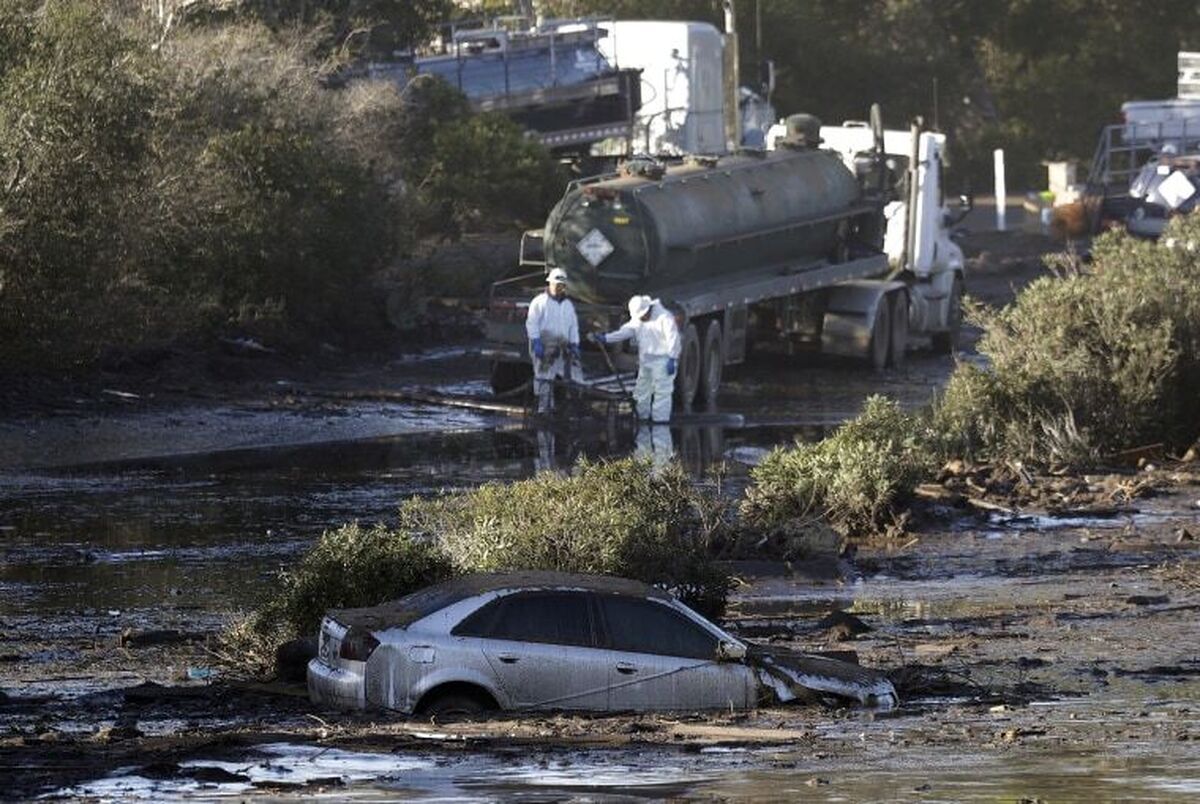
[{"x1": 993, "y1": 148, "x2": 1007, "y2": 231}]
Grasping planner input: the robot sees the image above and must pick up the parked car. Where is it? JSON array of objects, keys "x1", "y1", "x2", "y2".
[{"x1": 307, "y1": 571, "x2": 897, "y2": 718}]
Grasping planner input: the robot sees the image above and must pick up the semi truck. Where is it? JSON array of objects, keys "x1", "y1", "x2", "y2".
[{"x1": 482, "y1": 107, "x2": 969, "y2": 410}]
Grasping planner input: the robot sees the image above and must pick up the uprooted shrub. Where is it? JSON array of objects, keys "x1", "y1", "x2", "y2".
[
  {"x1": 741, "y1": 396, "x2": 939, "y2": 538},
  {"x1": 936, "y1": 213, "x2": 1200, "y2": 467},
  {"x1": 400, "y1": 458, "x2": 733, "y2": 619},
  {"x1": 225, "y1": 458, "x2": 733, "y2": 675},
  {"x1": 226, "y1": 522, "x2": 453, "y2": 673}
]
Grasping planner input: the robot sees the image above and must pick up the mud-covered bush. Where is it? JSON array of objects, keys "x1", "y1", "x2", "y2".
[
  {"x1": 401, "y1": 459, "x2": 733, "y2": 619},
  {"x1": 253, "y1": 522, "x2": 453, "y2": 640},
  {"x1": 937, "y1": 215, "x2": 1200, "y2": 466},
  {"x1": 741, "y1": 396, "x2": 939, "y2": 537}
]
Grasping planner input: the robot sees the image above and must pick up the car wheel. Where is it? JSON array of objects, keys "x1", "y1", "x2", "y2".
[{"x1": 421, "y1": 692, "x2": 490, "y2": 722}]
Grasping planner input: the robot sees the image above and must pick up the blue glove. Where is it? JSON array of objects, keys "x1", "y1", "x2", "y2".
[
  {"x1": 666, "y1": 357, "x2": 677, "y2": 375},
  {"x1": 590, "y1": 332, "x2": 606, "y2": 346},
  {"x1": 531, "y1": 338, "x2": 544, "y2": 359},
  {"x1": 569, "y1": 343, "x2": 581, "y2": 359}
]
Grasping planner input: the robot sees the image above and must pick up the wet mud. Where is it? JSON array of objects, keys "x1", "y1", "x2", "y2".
[{"x1": 7, "y1": 229, "x2": 1200, "y2": 799}]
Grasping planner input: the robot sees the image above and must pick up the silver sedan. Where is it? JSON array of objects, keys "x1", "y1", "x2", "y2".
[{"x1": 307, "y1": 571, "x2": 897, "y2": 718}]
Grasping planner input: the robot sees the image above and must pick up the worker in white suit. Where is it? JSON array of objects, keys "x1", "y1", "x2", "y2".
[
  {"x1": 525, "y1": 267, "x2": 581, "y2": 414},
  {"x1": 592, "y1": 295, "x2": 680, "y2": 423}
]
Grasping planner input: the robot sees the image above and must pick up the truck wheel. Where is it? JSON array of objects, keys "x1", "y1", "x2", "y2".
[
  {"x1": 867, "y1": 298, "x2": 891, "y2": 372},
  {"x1": 887, "y1": 291, "x2": 909, "y2": 369},
  {"x1": 931, "y1": 276, "x2": 963, "y2": 354},
  {"x1": 675, "y1": 323, "x2": 701, "y2": 409},
  {"x1": 696, "y1": 322, "x2": 723, "y2": 404}
]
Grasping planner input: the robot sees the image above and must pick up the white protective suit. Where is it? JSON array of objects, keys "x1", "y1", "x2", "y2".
[
  {"x1": 602, "y1": 299, "x2": 681, "y2": 423},
  {"x1": 525, "y1": 290, "x2": 580, "y2": 413}
]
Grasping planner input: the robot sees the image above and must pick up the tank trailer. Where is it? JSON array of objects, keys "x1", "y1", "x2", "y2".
[{"x1": 483, "y1": 108, "x2": 968, "y2": 408}]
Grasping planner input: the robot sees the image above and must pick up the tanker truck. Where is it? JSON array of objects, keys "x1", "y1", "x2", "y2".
[{"x1": 482, "y1": 109, "x2": 968, "y2": 409}]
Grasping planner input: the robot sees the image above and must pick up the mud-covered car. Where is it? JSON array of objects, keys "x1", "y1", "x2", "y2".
[{"x1": 307, "y1": 571, "x2": 897, "y2": 718}]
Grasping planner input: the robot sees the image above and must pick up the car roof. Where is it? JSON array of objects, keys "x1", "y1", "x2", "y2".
[{"x1": 330, "y1": 571, "x2": 674, "y2": 631}]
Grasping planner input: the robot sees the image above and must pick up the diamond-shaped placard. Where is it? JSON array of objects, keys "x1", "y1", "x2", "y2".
[{"x1": 576, "y1": 228, "x2": 614, "y2": 267}]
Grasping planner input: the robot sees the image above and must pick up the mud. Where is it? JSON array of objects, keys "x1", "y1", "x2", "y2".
[
  {"x1": 3, "y1": 484, "x2": 1199, "y2": 800},
  {"x1": 8, "y1": 228, "x2": 1200, "y2": 800}
]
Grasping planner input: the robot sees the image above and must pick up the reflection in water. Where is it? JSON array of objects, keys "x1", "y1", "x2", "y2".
[
  {"x1": 634, "y1": 424, "x2": 674, "y2": 472},
  {"x1": 0, "y1": 420, "x2": 803, "y2": 617}
]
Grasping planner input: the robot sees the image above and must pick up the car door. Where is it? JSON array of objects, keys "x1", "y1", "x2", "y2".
[
  {"x1": 455, "y1": 590, "x2": 610, "y2": 711},
  {"x1": 598, "y1": 594, "x2": 754, "y2": 711}
]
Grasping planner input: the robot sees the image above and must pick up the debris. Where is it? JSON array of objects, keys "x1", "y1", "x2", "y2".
[
  {"x1": 1125, "y1": 594, "x2": 1170, "y2": 606},
  {"x1": 185, "y1": 667, "x2": 214, "y2": 681},
  {"x1": 100, "y1": 389, "x2": 140, "y2": 401},
  {"x1": 912, "y1": 643, "x2": 957, "y2": 659},
  {"x1": 219, "y1": 336, "x2": 275, "y2": 355},
  {"x1": 815, "y1": 611, "x2": 873, "y2": 642},
  {"x1": 119, "y1": 629, "x2": 204, "y2": 648},
  {"x1": 1176, "y1": 527, "x2": 1196, "y2": 542},
  {"x1": 1045, "y1": 505, "x2": 1132, "y2": 519}
]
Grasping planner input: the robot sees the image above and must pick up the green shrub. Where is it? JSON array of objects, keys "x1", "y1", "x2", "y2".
[
  {"x1": 936, "y1": 215, "x2": 1200, "y2": 466},
  {"x1": 401, "y1": 458, "x2": 733, "y2": 619},
  {"x1": 741, "y1": 396, "x2": 939, "y2": 537},
  {"x1": 254, "y1": 522, "x2": 453, "y2": 639}
]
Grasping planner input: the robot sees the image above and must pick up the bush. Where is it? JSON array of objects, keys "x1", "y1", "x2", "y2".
[
  {"x1": 0, "y1": 6, "x2": 564, "y2": 371},
  {"x1": 253, "y1": 522, "x2": 453, "y2": 639},
  {"x1": 741, "y1": 396, "x2": 939, "y2": 538},
  {"x1": 936, "y1": 216, "x2": 1200, "y2": 466},
  {"x1": 400, "y1": 458, "x2": 733, "y2": 619}
]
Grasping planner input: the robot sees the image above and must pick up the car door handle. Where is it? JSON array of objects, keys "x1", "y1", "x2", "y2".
[
  {"x1": 616, "y1": 663, "x2": 638, "y2": 675},
  {"x1": 497, "y1": 654, "x2": 520, "y2": 664}
]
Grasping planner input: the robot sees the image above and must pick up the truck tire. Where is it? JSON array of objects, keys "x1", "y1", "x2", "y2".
[
  {"x1": 887, "y1": 290, "x2": 909, "y2": 369},
  {"x1": 696, "y1": 321, "x2": 723, "y2": 404},
  {"x1": 867, "y1": 298, "x2": 891, "y2": 372},
  {"x1": 675, "y1": 323, "x2": 701, "y2": 409},
  {"x1": 931, "y1": 276, "x2": 963, "y2": 354}
]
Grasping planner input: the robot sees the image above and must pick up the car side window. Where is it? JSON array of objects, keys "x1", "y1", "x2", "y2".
[
  {"x1": 453, "y1": 592, "x2": 595, "y2": 648},
  {"x1": 599, "y1": 595, "x2": 719, "y2": 660},
  {"x1": 451, "y1": 598, "x2": 504, "y2": 638}
]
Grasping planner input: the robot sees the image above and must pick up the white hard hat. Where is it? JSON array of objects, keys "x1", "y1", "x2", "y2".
[
  {"x1": 546, "y1": 268, "x2": 569, "y2": 285},
  {"x1": 627, "y1": 295, "x2": 653, "y2": 319}
]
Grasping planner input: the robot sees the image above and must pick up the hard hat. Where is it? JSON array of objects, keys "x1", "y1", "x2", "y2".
[
  {"x1": 627, "y1": 295, "x2": 653, "y2": 320},
  {"x1": 546, "y1": 268, "x2": 569, "y2": 285}
]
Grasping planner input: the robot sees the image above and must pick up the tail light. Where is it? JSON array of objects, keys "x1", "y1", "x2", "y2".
[{"x1": 339, "y1": 628, "x2": 380, "y2": 661}]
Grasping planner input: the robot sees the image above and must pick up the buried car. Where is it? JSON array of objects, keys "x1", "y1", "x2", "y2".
[{"x1": 307, "y1": 571, "x2": 897, "y2": 717}]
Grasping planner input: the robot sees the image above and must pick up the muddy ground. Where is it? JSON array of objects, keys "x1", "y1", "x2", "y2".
[{"x1": 7, "y1": 226, "x2": 1200, "y2": 800}]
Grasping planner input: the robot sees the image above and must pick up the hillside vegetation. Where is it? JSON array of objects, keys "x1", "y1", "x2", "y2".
[{"x1": 0, "y1": 1, "x2": 561, "y2": 371}]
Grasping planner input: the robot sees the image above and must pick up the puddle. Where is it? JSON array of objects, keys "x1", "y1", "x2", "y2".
[{"x1": 62, "y1": 742, "x2": 735, "y2": 801}]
